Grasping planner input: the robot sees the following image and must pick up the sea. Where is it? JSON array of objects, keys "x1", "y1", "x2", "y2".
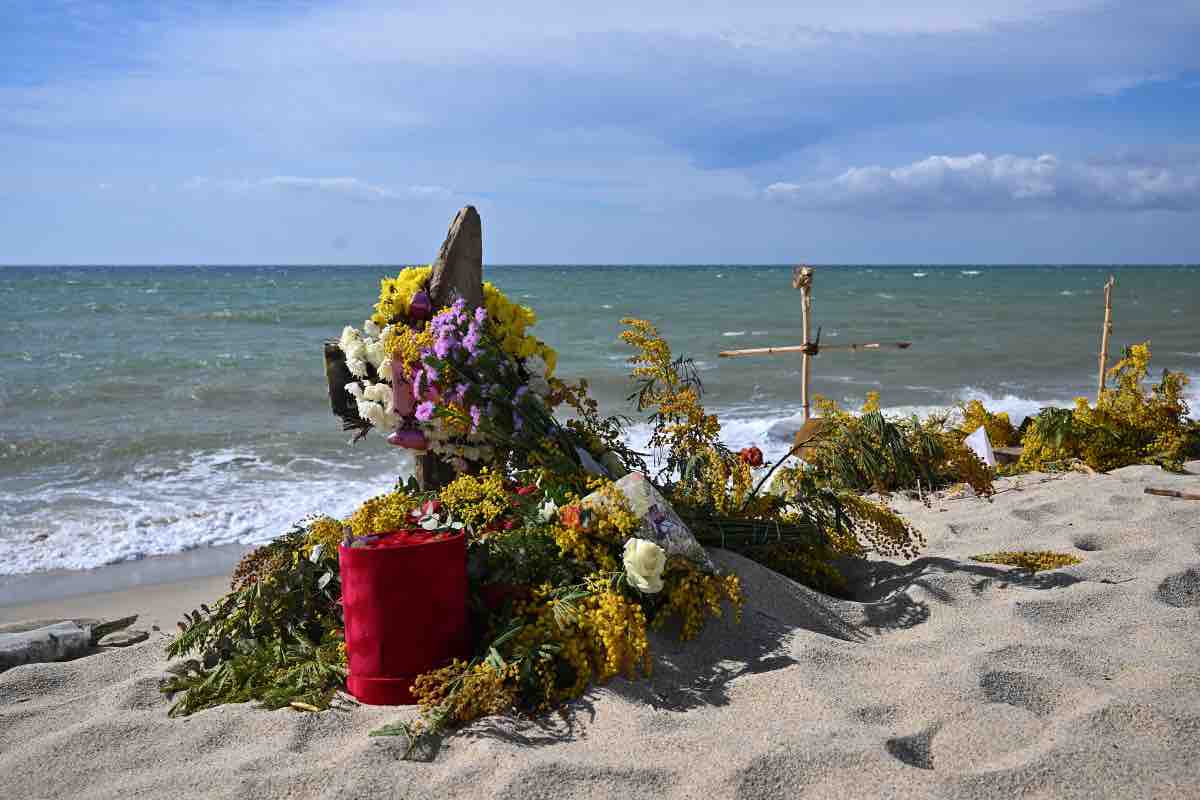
[{"x1": 1, "y1": 264, "x2": 1198, "y2": 576}]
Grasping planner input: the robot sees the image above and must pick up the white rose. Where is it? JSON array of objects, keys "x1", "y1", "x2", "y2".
[
  {"x1": 339, "y1": 326, "x2": 359, "y2": 352},
  {"x1": 538, "y1": 499, "x2": 558, "y2": 523},
  {"x1": 623, "y1": 538, "x2": 666, "y2": 594}
]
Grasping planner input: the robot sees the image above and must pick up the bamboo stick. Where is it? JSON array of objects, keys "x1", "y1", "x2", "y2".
[
  {"x1": 1144, "y1": 487, "x2": 1200, "y2": 501},
  {"x1": 1097, "y1": 275, "x2": 1115, "y2": 404},
  {"x1": 719, "y1": 341, "x2": 912, "y2": 358},
  {"x1": 792, "y1": 266, "x2": 814, "y2": 420}
]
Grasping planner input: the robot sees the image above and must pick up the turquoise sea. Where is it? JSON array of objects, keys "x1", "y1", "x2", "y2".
[{"x1": 2, "y1": 264, "x2": 1198, "y2": 575}]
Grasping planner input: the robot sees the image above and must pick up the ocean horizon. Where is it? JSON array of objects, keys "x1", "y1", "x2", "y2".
[{"x1": 3, "y1": 263, "x2": 1198, "y2": 576}]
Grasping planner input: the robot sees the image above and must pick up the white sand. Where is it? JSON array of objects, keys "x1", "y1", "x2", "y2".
[{"x1": 2, "y1": 462, "x2": 1198, "y2": 799}]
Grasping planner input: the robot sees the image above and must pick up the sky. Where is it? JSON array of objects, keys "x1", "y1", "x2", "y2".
[{"x1": 2, "y1": 0, "x2": 1199, "y2": 264}]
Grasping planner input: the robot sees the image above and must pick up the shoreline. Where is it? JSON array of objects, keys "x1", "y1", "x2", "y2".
[{"x1": 0, "y1": 543, "x2": 249, "y2": 626}]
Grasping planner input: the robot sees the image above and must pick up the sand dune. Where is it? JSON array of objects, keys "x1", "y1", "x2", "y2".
[{"x1": 2, "y1": 462, "x2": 1198, "y2": 799}]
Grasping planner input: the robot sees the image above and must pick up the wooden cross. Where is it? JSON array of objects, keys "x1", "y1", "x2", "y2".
[{"x1": 718, "y1": 266, "x2": 912, "y2": 421}]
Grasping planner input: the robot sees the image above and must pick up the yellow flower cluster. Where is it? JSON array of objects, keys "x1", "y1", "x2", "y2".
[
  {"x1": 384, "y1": 325, "x2": 434, "y2": 373},
  {"x1": 305, "y1": 516, "x2": 346, "y2": 556},
  {"x1": 366, "y1": 267, "x2": 558, "y2": 380},
  {"x1": 620, "y1": 318, "x2": 733, "y2": 510},
  {"x1": 371, "y1": 266, "x2": 433, "y2": 326},
  {"x1": 506, "y1": 584, "x2": 651, "y2": 708},
  {"x1": 1018, "y1": 342, "x2": 1197, "y2": 472},
  {"x1": 345, "y1": 490, "x2": 420, "y2": 537},
  {"x1": 482, "y1": 282, "x2": 558, "y2": 374},
  {"x1": 971, "y1": 551, "x2": 1081, "y2": 572},
  {"x1": 562, "y1": 481, "x2": 643, "y2": 570},
  {"x1": 439, "y1": 468, "x2": 510, "y2": 530},
  {"x1": 959, "y1": 399, "x2": 1018, "y2": 447},
  {"x1": 657, "y1": 558, "x2": 743, "y2": 640},
  {"x1": 410, "y1": 659, "x2": 519, "y2": 726}
]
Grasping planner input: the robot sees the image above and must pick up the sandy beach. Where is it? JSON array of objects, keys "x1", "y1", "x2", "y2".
[{"x1": 2, "y1": 461, "x2": 1198, "y2": 799}]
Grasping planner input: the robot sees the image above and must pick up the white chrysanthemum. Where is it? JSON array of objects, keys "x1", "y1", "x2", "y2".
[
  {"x1": 339, "y1": 326, "x2": 360, "y2": 352},
  {"x1": 346, "y1": 358, "x2": 369, "y2": 378},
  {"x1": 362, "y1": 382, "x2": 391, "y2": 409},
  {"x1": 377, "y1": 358, "x2": 395, "y2": 384},
  {"x1": 344, "y1": 382, "x2": 364, "y2": 399},
  {"x1": 365, "y1": 340, "x2": 387, "y2": 370},
  {"x1": 363, "y1": 319, "x2": 382, "y2": 338}
]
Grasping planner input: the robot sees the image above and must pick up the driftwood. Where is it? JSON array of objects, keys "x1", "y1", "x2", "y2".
[
  {"x1": 1097, "y1": 275, "x2": 1115, "y2": 404},
  {"x1": 1144, "y1": 487, "x2": 1200, "y2": 501}
]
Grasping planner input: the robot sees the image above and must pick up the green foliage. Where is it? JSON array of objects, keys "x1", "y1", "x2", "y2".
[
  {"x1": 160, "y1": 521, "x2": 346, "y2": 715},
  {"x1": 802, "y1": 396, "x2": 995, "y2": 497},
  {"x1": 1019, "y1": 343, "x2": 1200, "y2": 473},
  {"x1": 970, "y1": 551, "x2": 1081, "y2": 572}
]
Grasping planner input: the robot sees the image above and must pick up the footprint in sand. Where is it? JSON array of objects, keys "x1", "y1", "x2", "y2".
[
  {"x1": 979, "y1": 670, "x2": 1060, "y2": 717},
  {"x1": 885, "y1": 723, "x2": 940, "y2": 770},
  {"x1": 1010, "y1": 502, "x2": 1061, "y2": 523},
  {"x1": 1155, "y1": 567, "x2": 1200, "y2": 607}
]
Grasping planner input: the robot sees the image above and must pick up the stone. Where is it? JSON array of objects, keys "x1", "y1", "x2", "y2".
[
  {"x1": 0, "y1": 622, "x2": 92, "y2": 671},
  {"x1": 98, "y1": 628, "x2": 150, "y2": 647},
  {"x1": 993, "y1": 446, "x2": 1024, "y2": 465},
  {"x1": 429, "y1": 205, "x2": 484, "y2": 310},
  {"x1": 580, "y1": 471, "x2": 715, "y2": 572}
]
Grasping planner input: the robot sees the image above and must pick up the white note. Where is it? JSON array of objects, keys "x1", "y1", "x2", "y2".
[{"x1": 965, "y1": 426, "x2": 997, "y2": 468}]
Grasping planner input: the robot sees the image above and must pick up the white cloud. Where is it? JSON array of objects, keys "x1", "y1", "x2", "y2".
[
  {"x1": 185, "y1": 175, "x2": 449, "y2": 202},
  {"x1": 766, "y1": 153, "x2": 1200, "y2": 212}
]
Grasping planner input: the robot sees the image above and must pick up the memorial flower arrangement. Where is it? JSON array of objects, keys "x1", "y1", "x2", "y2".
[{"x1": 163, "y1": 285, "x2": 933, "y2": 755}]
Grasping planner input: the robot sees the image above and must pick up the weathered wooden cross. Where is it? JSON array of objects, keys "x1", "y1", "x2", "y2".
[{"x1": 717, "y1": 266, "x2": 912, "y2": 422}]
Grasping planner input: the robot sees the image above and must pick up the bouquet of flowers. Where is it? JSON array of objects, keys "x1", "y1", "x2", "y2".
[{"x1": 334, "y1": 266, "x2": 577, "y2": 473}]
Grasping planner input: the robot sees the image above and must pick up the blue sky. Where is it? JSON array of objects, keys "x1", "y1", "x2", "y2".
[{"x1": 2, "y1": 1, "x2": 1199, "y2": 264}]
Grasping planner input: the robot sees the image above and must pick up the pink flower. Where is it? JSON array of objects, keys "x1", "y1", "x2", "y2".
[{"x1": 415, "y1": 401, "x2": 436, "y2": 421}]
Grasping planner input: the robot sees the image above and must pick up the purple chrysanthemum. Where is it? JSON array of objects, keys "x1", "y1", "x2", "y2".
[{"x1": 474, "y1": 306, "x2": 487, "y2": 324}]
